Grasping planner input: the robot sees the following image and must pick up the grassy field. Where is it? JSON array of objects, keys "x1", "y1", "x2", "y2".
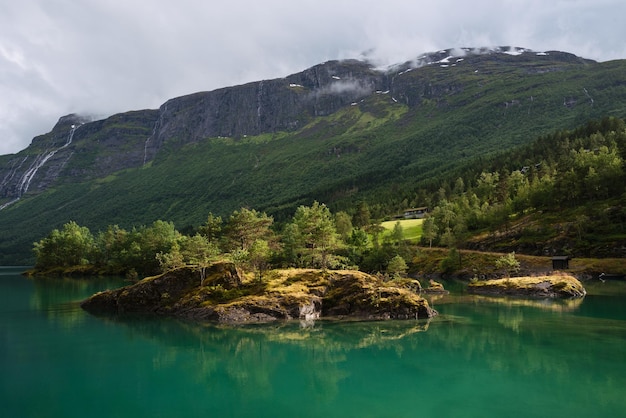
[{"x1": 380, "y1": 219, "x2": 424, "y2": 242}]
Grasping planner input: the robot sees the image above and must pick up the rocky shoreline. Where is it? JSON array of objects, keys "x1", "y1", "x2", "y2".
[
  {"x1": 467, "y1": 273, "x2": 586, "y2": 298},
  {"x1": 80, "y1": 262, "x2": 437, "y2": 323}
]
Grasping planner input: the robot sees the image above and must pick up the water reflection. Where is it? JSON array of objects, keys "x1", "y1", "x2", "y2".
[
  {"x1": 97, "y1": 304, "x2": 626, "y2": 406},
  {"x1": 4, "y1": 270, "x2": 626, "y2": 417},
  {"x1": 426, "y1": 292, "x2": 584, "y2": 311},
  {"x1": 94, "y1": 317, "x2": 433, "y2": 403},
  {"x1": 29, "y1": 276, "x2": 127, "y2": 329},
  {"x1": 471, "y1": 294, "x2": 583, "y2": 311}
]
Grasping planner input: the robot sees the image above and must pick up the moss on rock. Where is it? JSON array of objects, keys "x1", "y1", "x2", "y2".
[
  {"x1": 81, "y1": 262, "x2": 437, "y2": 323},
  {"x1": 467, "y1": 273, "x2": 586, "y2": 298}
]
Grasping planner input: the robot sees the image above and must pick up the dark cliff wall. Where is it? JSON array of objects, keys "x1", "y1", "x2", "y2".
[
  {"x1": 0, "y1": 111, "x2": 159, "y2": 201},
  {"x1": 143, "y1": 59, "x2": 386, "y2": 160},
  {"x1": 0, "y1": 60, "x2": 386, "y2": 202},
  {"x1": 0, "y1": 49, "x2": 597, "y2": 203}
]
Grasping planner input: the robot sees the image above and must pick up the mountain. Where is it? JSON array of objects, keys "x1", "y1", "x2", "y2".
[{"x1": 1, "y1": 46, "x2": 626, "y2": 264}]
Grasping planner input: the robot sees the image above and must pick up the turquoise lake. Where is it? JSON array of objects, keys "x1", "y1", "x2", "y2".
[{"x1": 2, "y1": 266, "x2": 626, "y2": 418}]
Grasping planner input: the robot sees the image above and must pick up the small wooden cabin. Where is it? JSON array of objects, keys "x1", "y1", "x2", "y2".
[
  {"x1": 552, "y1": 256, "x2": 570, "y2": 270},
  {"x1": 403, "y1": 207, "x2": 428, "y2": 219}
]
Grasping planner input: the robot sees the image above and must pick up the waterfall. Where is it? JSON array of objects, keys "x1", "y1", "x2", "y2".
[
  {"x1": 0, "y1": 156, "x2": 28, "y2": 190},
  {"x1": 18, "y1": 124, "x2": 79, "y2": 195},
  {"x1": 583, "y1": 88, "x2": 595, "y2": 106},
  {"x1": 143, "y1": 125, "x2": 155, "y2": 166},
  {"x1": 144, "y1": 104, "x2": 167, "y2": 165},
  {"x1": 0, "y1": 198, "x2": 18, "y2": 210},
  {"x1": 0, "y1": 124, "x2": 81, "y2": 211},
  {"x1": 257, "y1": 81, "x2": 264, "y2": 121}
]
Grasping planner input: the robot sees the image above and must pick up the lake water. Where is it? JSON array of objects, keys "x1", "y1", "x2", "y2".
[{"x1": 2, "y1": 266, "x2": 626, "y2": 418}]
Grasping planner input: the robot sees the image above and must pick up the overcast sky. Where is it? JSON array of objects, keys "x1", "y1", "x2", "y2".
[{"x1": 1, "y1": 0, "x2": 625, "y2": 155}]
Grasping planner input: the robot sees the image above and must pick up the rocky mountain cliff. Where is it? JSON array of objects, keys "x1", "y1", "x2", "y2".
[{"x1": 0, "y1": 47, "x2": 595, "y2": 207}]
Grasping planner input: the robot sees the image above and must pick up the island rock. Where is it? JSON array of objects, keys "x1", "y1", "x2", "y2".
[
  {"x1": 423, "y1": 279, "x2": 450, "y2": 294},
  {"x1": 80, "y1": 262, "x2": 437, "y2": 322},
  {"x1": 467, "y1": 274, "x2": 586, "y2": 298}
]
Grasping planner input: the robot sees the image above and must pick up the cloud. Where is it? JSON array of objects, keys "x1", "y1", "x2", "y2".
[
  {"x1": 312, "y1": 79, "x2": 374, "y2": 99},
  {"x1": 1, "y1": 0, "x2": 626, "y2": 155}
]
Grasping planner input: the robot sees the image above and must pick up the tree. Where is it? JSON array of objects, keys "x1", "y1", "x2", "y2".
[
  {"x1": 346, "y1": 228, "x2": 369, "y2": 267},
  {"x1": 421, "y1": 216, "x2": 438, "y2": 248},
  {"x1": 507, "y1": 170, "x2": 528, "y2": 202},
  {"x1": 367, "y1": 223, "x2": 386, "y2": 249},
  {"x1": 352, "y1": 201, "x2": 371, "y2": 228},
  {"x1": 94, "y1": 224, "x2": 129, "y2": 271},
  {"x1": 440, "y1": 227, "x2": 456, "y2": 249},
  {"x1": 453, "y1": 177, "x2": 465, "y2": 196},
  {"x1": 440, "y1": 248, "x2": 461, "y2": 273},
  {"x1": 391, "y1": 221, "x2": 404, "y2": 244},
  {"x1": 248, "y1": 239, "x2": 271, "y2": 281},
  {"x1": 475, "y1": 171, "x2": 500, "y2": 204},
  {"x1": 280, "y1": 222, "x2": 301, "y2": 267},
  {"x1": 230, "y1": 248, "x2": 249, "y2": 278},
  {"x1": 431, "y1": 199, "x2": 457, "y2": 234},
  {"x1": 181, "y1": 234, "x2": 220, "y2": 285},
  {"x1": 33, "y1": 221, "x2": 96, "y2": 268},
  {"x1": 158, "y1": 234, "x2": 221, "y2": 285},
  {"x1": 224, "y1": 208, "x2": 273, "y2": 251},
  {"x1": 156, "y1": 241, "x2": 185, "y2": 272},
  {"x1": 198, "y1": 212, "x2": 223, "y2": 242},
  {"x1": 334, "y1": 211, "x2": 353, "y2": 241},
  {"x1": 292, "y1": 201, "x2": 340, "y2": 269},
  {"x1": 131, "y1": 220, "x2": 181, "y2": 274},
  {"x1": 579, "y1": 145, "x2": 623, "y2": 200},
  {"x1": 495, "y1": 252, "x2": 520, "y2": 277},
  {"x1": 387, "y1": 255, "x2": 408, "y2": 278}
]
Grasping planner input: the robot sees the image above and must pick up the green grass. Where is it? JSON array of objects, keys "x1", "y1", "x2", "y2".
[{"x1": 380, "y1": 219, "x2": 424, "y2": 242}]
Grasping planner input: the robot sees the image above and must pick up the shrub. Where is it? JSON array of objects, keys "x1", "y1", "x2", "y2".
[{"x1": 495, "y1": 252, "x2": 520, "y2": 277}]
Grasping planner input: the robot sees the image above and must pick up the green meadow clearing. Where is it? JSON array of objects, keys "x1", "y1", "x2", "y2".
[{"x1": 380, "y1": 218, "x2": 424, "y2": 242}]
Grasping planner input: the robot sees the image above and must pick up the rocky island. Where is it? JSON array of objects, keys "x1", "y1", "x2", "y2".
[
  {"x1": 80, "y1": 262, "x2": 437, "y2": 322},
  {"x1": 467, "y1": 273, "x2": 586, "y2": 298}
]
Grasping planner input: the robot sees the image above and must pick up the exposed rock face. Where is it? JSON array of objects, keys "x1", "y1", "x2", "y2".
[
  {"x1": 80, "y1": 263, "x2": 437, "y2": 322},
  {"x1": 322, "y1": 272, "x2": 434, "y2": 319},
  {"x1": 143, "y1": 60, "x2": 385, "y2": 160},
  {"x1": 0, "y1": 47, "x2": 594, "y2": 202},
  {"x1": 423, "y1": 279, "x2": 449, "y2": 294},
  {"x1": 467, "y1": 274, "x2": 586, "y2": 298},
  {"x1": 0, "y1": 111, "x2": 158, "y2": 201}
]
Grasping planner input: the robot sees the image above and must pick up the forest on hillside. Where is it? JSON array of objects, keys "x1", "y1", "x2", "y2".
[
  {"x1": 31, "y1": 117, "x2": 626, "y2": 278},
  {"x1": 410, "y1": 118, "x2": 626, "y2": 256},
  {"x1": 415, "y1": 117, "x2": 626, "y2": 257}
]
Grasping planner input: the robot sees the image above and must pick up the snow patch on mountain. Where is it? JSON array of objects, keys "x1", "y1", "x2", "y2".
[{"x1": 379, "y1": 46, "x2": 559, "y2": 75}]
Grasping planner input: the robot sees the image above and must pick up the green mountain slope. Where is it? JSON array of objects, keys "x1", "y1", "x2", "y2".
[
  {"x1": 2, "y1": 47, "x2": 626, "y2": 264},
  {"x1": 418, "y1": 116, "x2": 626, "y2": 259}
]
